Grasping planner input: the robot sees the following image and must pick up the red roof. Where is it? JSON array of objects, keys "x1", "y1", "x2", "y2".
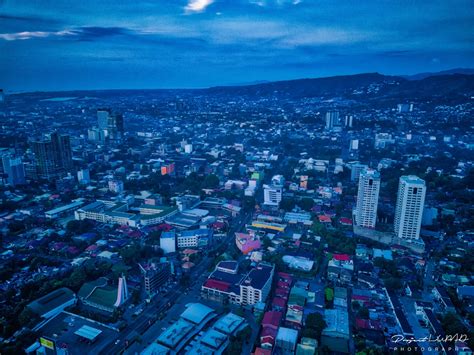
[
  {"x1": 260, "y1": 336, "x2": 275, "y2": 347},
  {"x1": 275, "y1": 288, "x2": 289, "y2": 298},
  {"x1": 352, "y1": 294, "x2": 370, "y2": 301},
  {"x1": 203, "y1": 279, "x2": 230, "y2": 292},
  {"x1": 333, "y1": 253, "x2": 351, "y2": 261},
  {"x1": 262, "y1": 311, "x2": 282, "y2": 328},
  {"x1": 277, "y1": 272, "x2": 293, "y2": 283},
  {"x1": 277, "y1": 281, "x2": 291, "y2": 289},
  {"x1": 211, "y1": 221, "x2": 226, "y2": 229},
  {"x1": 319, "y1": 215, "x2": 332, "y2": 223},
  {"x1": 355, "y1": 318, "x2": 382, "y2": 331},
  {"x1": 339, "y1": 217, "x2": 353, "y2": 225},
  {"x1": 254, "y1": 348, "x2": 272, "y2": 355},
  {"x1": 272, "y1": 297, "x2": 287, "y2": 309}
]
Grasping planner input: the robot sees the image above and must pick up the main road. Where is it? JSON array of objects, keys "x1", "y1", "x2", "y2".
[{"x1": 103, "y1": 210, "x2": 252, "y2": 355}]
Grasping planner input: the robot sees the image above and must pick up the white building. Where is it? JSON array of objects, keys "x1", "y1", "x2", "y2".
[
  {"x1": 184, "y1": 144, "x2": 193, "y2": 154},
  {"x1": 394, "y1": 175, "x2": 426, "y2": 240},
  {"x1": 325, "y1": 111, "x2": 340, "y2": 130},
  {"x1": 77, "y1": 169, "x2": 91, "y2": 185},
  {"x1": 263, "y1": 184, "x2": 282, "y2": 207},
  {"x1": 355, "y1": 169, "x2": 380, "y2": 229},
  {"x1": 108, "y1": 179, "x2": 124, "y2": 193},
  {"x1": 239, "y1": 264, "x2": 274, "y2": 306},
  {"x1": 160, "y1": 231, "x2": 176, "y2": 254}
]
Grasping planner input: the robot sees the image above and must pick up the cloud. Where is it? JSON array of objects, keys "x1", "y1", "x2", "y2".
[
  {"x1": 184, "y1": 0, "x2": 214, "y2": 14},
  {"x1": 0, "y1": 26, "x2": 129, "y2": 41},
  {"x1": 0, "y1": 29, "x2": 74, "y2": 41}
]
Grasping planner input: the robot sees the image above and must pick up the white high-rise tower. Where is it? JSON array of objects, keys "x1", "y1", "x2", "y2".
[
  {"x1": 355, "y1": 169, "x2": 380, "y2": 228},
  {"x1": 394, "y1": 176, "x2": 426, "y2": 240}
]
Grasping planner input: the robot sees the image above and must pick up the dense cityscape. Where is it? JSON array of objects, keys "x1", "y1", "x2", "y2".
[
  {"x1": 1, "y1": 0, "x2": 474, "y2": 354},
  {"x1": 0, "y1": 71, "x2": 473, "y2": 355}
]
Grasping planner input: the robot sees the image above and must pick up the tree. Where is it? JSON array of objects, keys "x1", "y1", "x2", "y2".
[
  {"x1": 325, "y1": 287, "x2": 334, "y2": 302},
  {"x1": 441, "y1": 312, "x2": 467, "y2": 336},
  {"x1": 280, "y1": 198, "x2": 296, "y2": 212},
  {"x1": 357, "y1": 306, "x2": 369, "y2": 319},
  {"x1": 383, "y1": 277, "x2": 402, "y2": 291},
  {"x1": 298, "y1": 198, "x2": 315, "y2": 211},
  {"x1": 202, "y1": 174, "x2": 220, "y2": 189},
  {"x1": 18, "y1": 307, "x2": 39, "y2": 328},
  {"x1": 66, "y1": 219, "x2": 93, "y2": 235},
  {"x1": 304, "y1": 312, "x2": 327, "y2": 340}
]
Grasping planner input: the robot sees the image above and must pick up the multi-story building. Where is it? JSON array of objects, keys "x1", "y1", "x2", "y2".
[
  {"x1": 394, "y1": 175, "x2": 426, "y2": 240},
  {"x1": 77, "y1": 168, "x2": 91, "y2": 185},
  {"x1": 31, "y1": 132, "x2": 72, "y2": 180},
  {"x1": 139, "y1": 261, "x2": 171, "y2": 297},
  {"x1": 160, "y1": 231, "x2": 177, "y2": 254},
  {"x1": 263, "y1": 184, "x2": 282, "y2": 207},
  {"x1": 350, "y1": 162, "x2": 368, "y2": 182},
  {"x1": 1, "y1": 154, "x2": 26, "y2": 186},
  {"x1": 325, "y1": 111, "x2": 341, "y2": 130},
  {"x1": 355, "y1": 169, "x2": 380, "y2": 228},
  {"x1": 177, "y1": 228, "x2": 213, "y2": 249},
  {"x1": 201, "y1": 262, "x2": 274, "y2": 306},
  {"x1": 108, "y1": 179, "x2": 124, "y2": 193},
  {"x1": 97, "y1": 108, "x2": 124, "y2": 141}
]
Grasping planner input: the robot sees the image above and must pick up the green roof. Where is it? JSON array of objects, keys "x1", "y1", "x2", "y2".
[{"x1": 87, "y1": 287, "x2": 117, "y2": 308}]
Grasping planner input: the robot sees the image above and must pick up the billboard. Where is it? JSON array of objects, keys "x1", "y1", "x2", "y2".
[{"x1": 39, "y1": 337, "x2": 55, "y2": 350}]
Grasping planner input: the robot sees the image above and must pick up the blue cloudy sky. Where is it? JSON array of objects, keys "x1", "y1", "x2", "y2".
[{"x1": 0, "y1": 0, "x2": 473, "y2": 91}]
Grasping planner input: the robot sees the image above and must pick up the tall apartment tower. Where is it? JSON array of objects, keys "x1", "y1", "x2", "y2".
[
  {"x1": 355, "y1": 169, "x2": 380, "y2": 228},
  {"x1": 394, "y1": 176, "x2": 426, "y2": 240},
  {"x1": 96, "y1": 109, "x2": 124, "y2": 141},
  {"x1": 325, "y1": 111, "x2": 340, "y2": 130},
  {"x1": 1, "y1": 155, "x2": 26, "y2": 186},
  {"x1": 31, "y1": 132, "x2": 73, "y2": 180}
]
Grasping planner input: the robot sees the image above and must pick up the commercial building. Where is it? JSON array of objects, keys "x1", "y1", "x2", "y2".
[
  {"x1": 139, "y1": 261, "x2": 171, "y2": 297},
  {"x1": 202, "y1": 262, "x2": 274, "y2": 306},
  {"x1": 45, "y1": 199, "x2": 84, "y2": 219},
  {"x1": 321, "y1": 308, "x2": 350, "y2": 353},
  {"x1": 355, "y1": 169, "x2": 380, "y2": 229},
  {"x1": 31, "y1": 131, "x2": 73, "y2": 180},
  {"x1": 349, "y1": 162, "x2": 368, "y2": 182},
  {"x1": 276, "y1": 327, "x2": 298, "y2": 354},
  {"x1": 77, "y1": 168, "x2": 91, "y2": 185},
  {"x1": 1, "y1": 154, "x2": 26, "y2": 186},
  {"x1": 160, "y1": 231, "x2": 177, "y2": 254},
  {"x1": 74, "y1": 200, "x2": 177, "y2": 228},
  {"x1": 27, "y1": 287, "x2": 76, "y2": 320},
  {"x1": 394, "y1": 175, "x2": 426, "y2": 240},
  {"x1": 156, "y1": 303, "x2": 216, "y2": 353},
  {"x1": 177, "y1": 228, "x2": 213, "y2": 248},
  {"x1": 108, "y1": 179, "x2": 124, "y2": 193},
  {"x1": 263, "y1": 184, "x2": 283, "y2": 207}
]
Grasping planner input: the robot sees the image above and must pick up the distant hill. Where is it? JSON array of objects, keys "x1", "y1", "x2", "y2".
[
  {"x1": 402, "y1": 68, "x2": 474, "y2": 80},
  {"x1": 204, "y1": 72, "x2": 474, "y2": 100}
]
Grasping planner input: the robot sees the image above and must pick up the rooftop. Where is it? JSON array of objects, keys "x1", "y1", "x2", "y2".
[
  {"x1": 180, "y1": 303, "x2": 215, "y2": 325},
  {"x1": 27, "y1": 287, "x2": 75, "y2": 317}
]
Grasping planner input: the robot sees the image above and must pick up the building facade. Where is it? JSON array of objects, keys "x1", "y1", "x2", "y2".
[
  {"x1": 394, "y1": 175, "x2": 426, "y2": 240},
  {"x1": 355, "y1": 169, "x2": 380, "y2": 228}
]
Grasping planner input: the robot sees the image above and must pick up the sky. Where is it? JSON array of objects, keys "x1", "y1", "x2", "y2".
[{"x1": 0, "y1": 0, "x2": 473, "y2": 91}]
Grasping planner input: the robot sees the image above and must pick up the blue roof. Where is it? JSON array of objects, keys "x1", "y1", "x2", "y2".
[{"x1": 180, "y1": 303, "x2": 215, "y2": 325}]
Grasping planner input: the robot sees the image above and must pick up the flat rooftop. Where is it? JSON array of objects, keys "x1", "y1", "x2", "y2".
[{"x1": 36, "y1": 312, "x2": 117, "y2": 353}]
